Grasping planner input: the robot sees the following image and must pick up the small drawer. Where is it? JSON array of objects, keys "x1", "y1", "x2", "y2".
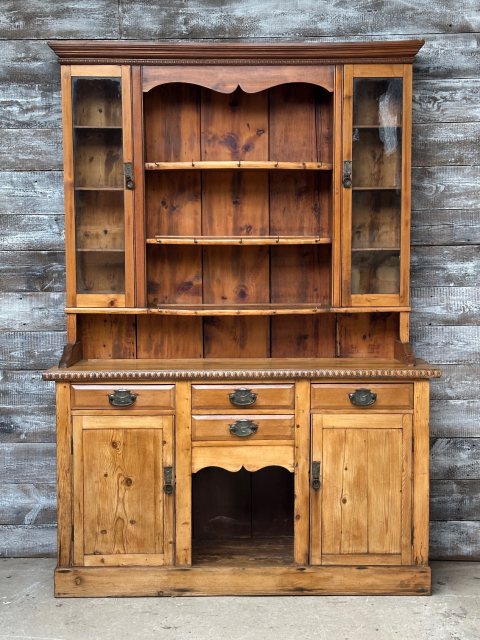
[
  {"x1": 192, "y1": 414, "x2": 295, "y2": 441},
  {"x1": 71, "y1": 384, "x2": 175, "y2": 410},
  {"x1": 311, "y1": 383, "x2": 413, "y2": 411},
  {"x1": 191, "y1": 384, "x2": 295, "y2": 411}
]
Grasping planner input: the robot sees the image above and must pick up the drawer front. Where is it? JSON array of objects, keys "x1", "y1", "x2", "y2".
[
  {"x1": 191, "y1": 384, "x2": 295, "y2": 411},
  {"x1": 192, "y1": 414, "x2": 295, "y2": 441},
  {"x1": 311, "y1": 383, "x2": 413, "y2": 411},
  {"x1": 71, "y1": 384, "x2": 175, "y2": 410}
]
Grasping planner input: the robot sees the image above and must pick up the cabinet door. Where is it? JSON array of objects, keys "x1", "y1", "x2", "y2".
[
  {"x1": 72, "y1": 415, "x2": 173, "y2": 566},
  {"x1": 310, "y1": 413, "x2": 412, "y2": 565},
  {"x1": 341, "y1": 64, "x2": 411, "y2": 307},
  {"x1": 62, "y1": 66, "x2": 134, "y2": 308}
]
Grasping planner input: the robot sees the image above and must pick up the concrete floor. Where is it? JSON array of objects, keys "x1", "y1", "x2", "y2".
[{"x1": 0, "y1": 560, "x2": 479, "y2": 640}]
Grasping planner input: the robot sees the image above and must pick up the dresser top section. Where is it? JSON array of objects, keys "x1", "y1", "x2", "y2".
[
  {"x1": 43, "y1": 358, "x2": 440, "y2": 382},
  {"x1": 47, "y1": 39, "x2": 424, "y2": 65}
]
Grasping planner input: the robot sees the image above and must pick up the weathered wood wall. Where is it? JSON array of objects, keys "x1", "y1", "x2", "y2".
[{"x1": 0, "y1": 2, "x2": 478, "y2": 558}]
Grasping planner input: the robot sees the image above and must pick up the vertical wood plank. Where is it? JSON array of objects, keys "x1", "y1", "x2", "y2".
[
  {"x1": 331, "y1": 66, "x2": 343, "y2": 307},
  {"x1": 401, "y1": 64, "x2": 412, "y2": 306},
  {"x1": 147, "y1": 246, "x2": 202, "y2": 305},
  {"x1": 342, "y1": 429, "x2": 368, "y2": 553},
  {"x1": 203, "y1": 317, "x2": 270, "y2": 358},
  {"x1": 310, "y1": 414, "x2": 322, "y2": 565},
  {"x1": 401, "y1": 414, "x2": 413, "y2": 564},
  {"x1": 270, "y1": 245, "x2": 330, "y2": 304},
  {"x1": 337, "y1": 313, "x2": 398, "y2": 359},
  {"x1": 79, "y1": 315, "x2": 136, "y2": 359},
  {"x1": 294, "y1": 380, "x2": 310, "y2": 565},
  {"x1": 56, "y1": 383, "x2": 72, "y2": 567},
  {"x1": 121, "y1": 65, "x2": 135, "y2": 306},
  {"x1": 137, "y1": 316, "x2": 203, "y2": 358},
  {"x1": 162, "y1": 416, "x2": 175, "y2": 565},
  {"x1": 72, "y1": 416, "x2": 84, "y2": 566},
  {"x1": 271, "y1": 315, "x2": 336, "y2": 358},
  {"x1": 175, "y1": 382, "x2": 192, "y2": 565},
  {"x1": 321, "y1": 428, "x2": 344, "y2": 554},
  {"x1": 132, "y1": 66, "x2": 146, "y2": 306},
  {"x1": 341, "y1": 65, "x2": 353, "y2": 305},
  {"x1": 413, "y1": 381, "x2": 430, "y2": 566},
  {"x1": 61, "y1": 66, "x2": 76, "y2": 308},
  {"x1": 399, "y1": 311, "x2": 410, "y2": 343}
]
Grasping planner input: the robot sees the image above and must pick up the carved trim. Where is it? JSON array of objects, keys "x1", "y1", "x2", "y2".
[
  {"x1": 48, "y1": 40, "x2": 424, "y2": 65},
  {"x1": 43, "y1": 367, "x2": 441, "y2": 381}
]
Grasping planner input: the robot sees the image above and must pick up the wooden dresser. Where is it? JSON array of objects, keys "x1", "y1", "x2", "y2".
[{"x1": 44, "y1": 40, "x2": 440, "y2": 596}]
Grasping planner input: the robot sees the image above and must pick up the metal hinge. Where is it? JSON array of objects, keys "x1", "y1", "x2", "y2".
[
  {"x1": 124, "y1": 162, "x2": 134, "y2": 190},
  {"x1": 343, "y1": 160, "x2": 352, "y2": 188},
  {"x1": 163, "y1": 466, "x2": 174, "y2": 495},
  {"x1": 311, "y1": 461, "x2": 321, "y2": 490}
]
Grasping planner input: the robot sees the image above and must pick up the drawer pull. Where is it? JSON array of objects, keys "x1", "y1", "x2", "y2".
[
  {"x1": 348, "y1": 388, "x2": 377, "y2": 407},
  {"x1": 229, "y1": 388, "x2": 258, "y2": 407},
  {"x1": 108, "y1": 389, "x2": 138, "y2": 407},
  {"x1": 229, "y1": 419, "x2": 258, "y2": 438}
]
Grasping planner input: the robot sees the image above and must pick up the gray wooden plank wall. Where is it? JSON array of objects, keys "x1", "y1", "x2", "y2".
[{"x1": 0, "y1": 2, "x2": 478, "y2": 559}]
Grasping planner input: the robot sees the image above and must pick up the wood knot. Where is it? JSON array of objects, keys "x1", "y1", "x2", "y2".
[
  {"x1": 111, "y1": 441, "x2": 119, "y2": 449},
  {"x1": 74, "y1": 577, "x2": 82, "y2": 585},
  {"x1": 124, "y1": 477, "x2": 133, "y2": 487}
]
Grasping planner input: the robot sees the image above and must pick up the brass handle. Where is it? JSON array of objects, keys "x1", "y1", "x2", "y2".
[
  {"x1": 229, "y1": 388, "x2": 257, "y2": 407},
  {"x1": 312, "y1": 461, "x2": 321, "y2": 490},
  {"x1": 343, "y1": 160, "x2": 352, "y2": 188},
  {"x1": 348, "y1": 388, "x2": 377, "y2": 407},
  {"x1": 229, "y1": 419, "x2": 258, "y2": 438},
  {"x1": 108, "y1": 389, "x2": 138, "y2": 407}
]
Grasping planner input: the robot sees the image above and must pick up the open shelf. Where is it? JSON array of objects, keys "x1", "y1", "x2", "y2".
[
  {"x1": 193, "y1": 537, "x2": 294, "y2": 566},
  {"x1": 75, "y1": 187, "x2": 124, "y2": 191},
  {"x1": 149, "y1": 303, "x2": 331, "y2": 316},
  {"x1": 352, "y1": 247, "x2": 400, "y2": 252},
  {"x1": 145, "y1": 160, "x2": 333, "y2": 171},
  {"x1": 147, "y1": 235, "x2": 332, "y2": 246}
]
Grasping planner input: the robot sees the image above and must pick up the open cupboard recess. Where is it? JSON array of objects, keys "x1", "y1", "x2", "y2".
[{"x1": 45, "y1": 40, "x2": 440, "y2": 597}]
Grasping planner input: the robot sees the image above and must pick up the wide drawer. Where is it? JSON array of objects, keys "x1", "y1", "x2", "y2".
[
  {"x1": 192, "y1": 414, "x2": 295, "y2": 441},
  {"x1": 311, "y1": 383, "x2": 413, "y2": 411},
  {"x1": 191, "y1": 384, "x2": 295, "y2": 411},
  {"x1": 71, "y1": 384, "x2": 175, "y2": 410}
]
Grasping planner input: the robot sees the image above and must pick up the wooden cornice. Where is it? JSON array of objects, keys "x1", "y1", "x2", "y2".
[{"x1": 47, "y1": 40, "x2": 424, "y2": 65}]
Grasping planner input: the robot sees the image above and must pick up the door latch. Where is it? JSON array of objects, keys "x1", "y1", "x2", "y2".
[
  {"x1": 163, "y1": 466, "x2": 174, "y2": 495},
  {"x1": 311, "y1": 461, "x2": 321, "y2": 490},
  {"x1": 124, "y1": 162, "x2": 134, "y2": 190}
]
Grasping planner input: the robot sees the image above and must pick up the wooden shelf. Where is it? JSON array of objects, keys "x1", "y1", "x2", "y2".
[
  {"x1": 149, "y1": 304, "x2": 331, "y2": 316},
  {"x1": 145, "y1": 160, "x2": 333, "y2": 171},
  {"x1": 352, "y1": 247, "x2": 400, "y2": 252},
  {"x1": 76, "y1": 248, "x2": 125, "y2": 253},
  {"x1": 352, "y1": 186, "x2": 400, "y2": 191},
  {"x1": 147, "y1": 235, "x2": 332, "y2": 246},
  {"x1": 75, "y1": 187, "x2": 124, "y2": 191},
  {"x1": 353, "y1": 124, "x2": 401, "y2": 129},
  {"x1": 74, "y1": 125, "x2": 122, "y2": 129},
  {"x1": 192, "y1": 537, "x2": 294, "y2": 567}
]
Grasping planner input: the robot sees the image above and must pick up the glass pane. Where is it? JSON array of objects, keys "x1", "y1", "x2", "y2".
[
  {"x1": 72, "y1": 78, "x2": 125, "y2": 295},
  {"x1": 351, "y1": 78, "x2": 403, "y2": 295}
]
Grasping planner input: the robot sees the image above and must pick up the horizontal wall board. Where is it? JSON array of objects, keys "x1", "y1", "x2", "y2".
[
  {"x1": 412, "y1": 122, "x2": 480, "y2": 167},
  {"x1": 429, "y1": 365, "x2": 480, "y2": 401},
  {"x1": 0, "y1": 443, "x2": 56, "y2": 483},
  {"x1": 411, "y1": 209, "x2": 480, "y2": 246},
  {"x1": 118, "y1": 1, "x2": 480, "y2": 39},
  {"x1": 412, "y1": 326, "x2": 480, "y2": 364},
  {"x1": 0, "y1": 524, "x2": 56, "y2": 557},
  {"x1": 430, "y1": 521, "x2": 480, "y2": 560},
  {"x1": 0, "y1": 171, "x2": 63, "y2": 215},
  {"x1": 0, "y1": 1, "x2": 119, "y2": 39},
  {"x1": 0, "y1": 129, "x2": 62, "y2": 171},
  {"x1": 414, "y1": 33, "x2": 480, "y2": 80},
  {"x1": 412, "y1": 166, "x2": 480, "y2": 210},
  {"x1": 430, "y1": 480, "x2": 480, "y2": 521},
  {"x1": 0, "y1": 332, "x2": 65, "y2": 370},
  {"x1": 0, "y1": 251, "x2": 65, "y2": 292},
  {"x1": 430, "y1": 400, "x2": 480, "y2": 437},
  {"x1": 411, "y1": 246, "x2": 479, "y2": 287},
  {"x1": 0, "y1": 41, "x2": 59, "y2": 84},
  {"x1": 413, "y1": 79, "x2": 480, "y2": 123},
  {"x1": 410, "y1": 287, "x2": 480, "y2": 325},
  {"x1": 0, "y1": 214, "x2": 64, "y2": 251},
  {"x1": 0, "y1": 405, "x2": 55, "y2": 443},
  {"x1": 430, "y1": 438, "x2": 480, "y2": 480},
  {"x1": 0, "y1": 83, "x2": 61, "y2": 129},
  {"x1": 0, "y1": 484, "x2": 56, "y2": 525},
  {"x1": 0, "y1": 371, "x2": 54, "y2": 405},
  {"x1": 0, "y1": 293, "x2": 66, "y2": 331}
]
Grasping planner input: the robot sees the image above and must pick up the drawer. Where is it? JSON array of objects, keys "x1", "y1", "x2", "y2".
[
  {"x1": 311, "y1": 384, "x2": 413, "y2": 411},
  {"x1": 192, "y1": 414, "x2": 295, "y2": 441},
  {"x1": 191, "y1": 384, "x2": 295, "y2": 411},
  {"x1": 71, "y1": 384, "x2": 175, "y2": 410}
]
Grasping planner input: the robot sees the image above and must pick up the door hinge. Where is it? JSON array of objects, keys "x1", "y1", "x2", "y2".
[
  {"x1": 311, "y1": 460, "x2": 321, "y2": 490},
  {"x1": 71, "y1": 525, "x2": 74, "y2": 542},
  {"x1": 343, "y1": 160, "x2": 352, "y2": 188},
  {"x1": 163, "y1": 466, "x2": 174, "y2": 495},
  {"x1": 124, "y1": 162, "x2": 134, "y2": 190},
  {"x1": 70, "y1": 435, "x2": 73, "y2": 455}
]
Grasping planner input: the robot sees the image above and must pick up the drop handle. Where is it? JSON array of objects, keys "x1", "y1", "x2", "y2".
[
  {"x1": 108, "y1": 389, "x2": 138, "y2": 407},
  {"x1": 229, "y1": 419, "x2": 258, "y2": 438},
  {"x1": 348, "y1": 388, "x2": 377, "y2": 407},
  {"x1": 229, "y1": 388, "x2": 257, "y2": 407}
]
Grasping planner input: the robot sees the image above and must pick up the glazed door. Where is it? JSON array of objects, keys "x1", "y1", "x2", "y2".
[
  {"x1": 62, "y1": 65, "x2": 134, "y2": 308},
  {"x1": 310, "y1": 413, "x2": 412, "y2": 565},
  {"x1": 72, "y1": 415, "x2": 174, "y2": 566},
  {"x1": 341, "y1": 64, "x2": 411, "y2": 307}
]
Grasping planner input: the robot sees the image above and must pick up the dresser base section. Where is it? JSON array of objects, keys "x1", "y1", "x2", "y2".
[{"x1": 55, "y1": 565, "x2": 431, "y2": 597}]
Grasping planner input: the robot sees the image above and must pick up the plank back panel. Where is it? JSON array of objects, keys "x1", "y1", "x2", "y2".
[
  {"x1": 136, "y1": 316, "x2": 203, "y2": 358},
  {"x1": 79, "y1": 315, "x2": 136, "y2": 359}
]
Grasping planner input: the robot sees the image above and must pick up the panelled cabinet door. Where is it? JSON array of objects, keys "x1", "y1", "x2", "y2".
[
  {"x1": 62, "y1": 65, "x2": 134, "y2": 308},
  {"x1": 341, "y1": 64, "x2": 412, "y2": 308},
  {"x1": 310, "y1": 414, "x2": 412, "y2": 565},
  {"x1": 72, "y1": 415, "x2": 173, "y2": 566}
]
